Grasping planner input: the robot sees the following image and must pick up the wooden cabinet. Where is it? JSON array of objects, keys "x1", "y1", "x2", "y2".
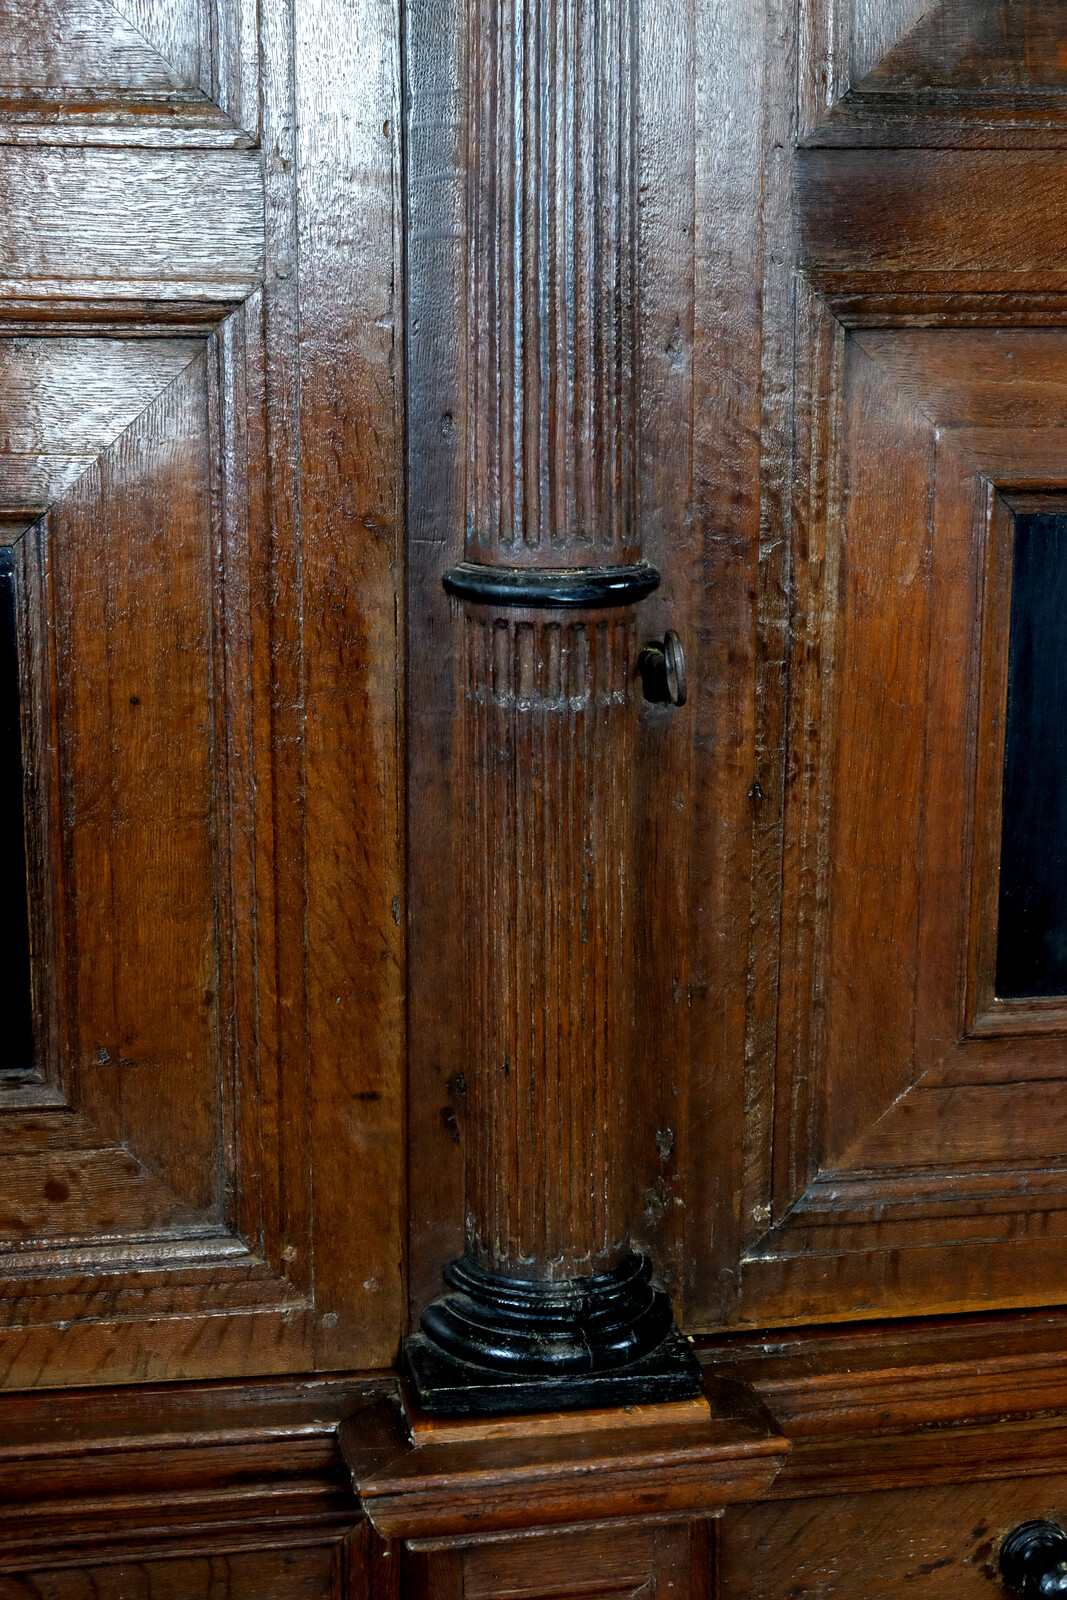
[{"x1": 6, "y1": 0, "x2": 1067, "y2": 1596}]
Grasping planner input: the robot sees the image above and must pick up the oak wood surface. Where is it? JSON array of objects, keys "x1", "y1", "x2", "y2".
[
  {"x1": 718, "y1": 1480, "x2": 1056, "y2": 1598},
  {"x1": 0, "y1": 0, "x2": 405, "y2": 1392},
  {"x1": 0, "y1": 1374, "x2": 385, "y2": 1574},
  {"x1": 0, "y1": 1549, "x2": 339, "y2": 1600},
  {"x1": 12, "y1": 0, "x2": 1067, "y2": 1593},
  {"x1": 801, "y1": 0, "x2": 1067, "y2": 144},
  {"x1": 342, "y1": 1387, "x2": 788, "y2": 1543},
  {"x1": 396, "y1": 1520, "x2": 713, "y2": 1600}
]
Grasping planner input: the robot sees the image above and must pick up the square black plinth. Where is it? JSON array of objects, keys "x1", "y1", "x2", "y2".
[{"x1": 402, "y1": 1326, "x2": 704, "y2": 1417}]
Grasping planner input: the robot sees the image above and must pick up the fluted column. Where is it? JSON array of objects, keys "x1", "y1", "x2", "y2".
[
  {"x1": 465, "y1": 612, "x2": 634, "y2": 1281},
  {"x1": 403, "y1": 0, "x2": 700, "y2": 1414},
  {"x1": 466, "y1": 0, "x2": 636, "y2": 562}
]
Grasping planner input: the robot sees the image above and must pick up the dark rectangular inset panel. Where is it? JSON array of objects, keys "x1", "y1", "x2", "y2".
[
  {"x1": 997, "y1": 512, "x2": 1067, "y2": 999},
  {"x1": 0, "y1": 543, "x2": 34, "y2": 1069}
]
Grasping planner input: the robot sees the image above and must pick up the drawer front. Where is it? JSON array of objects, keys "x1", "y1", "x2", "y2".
[{"x1": 718, "y1": 1477, "x2": 1067, "y2": 1598}]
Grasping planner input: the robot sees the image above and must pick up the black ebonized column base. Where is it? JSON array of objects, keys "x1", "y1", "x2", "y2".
[{"x1": 403, "y1": 1252, "x2": 704, "y2": 1417}]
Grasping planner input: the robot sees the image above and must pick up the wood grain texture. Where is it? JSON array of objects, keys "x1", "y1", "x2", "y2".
[
  {"x1": 0, "y1": 339, "x2": 200, "y2": 453},
  {"x1": 725, "y1": 321, "x2": 1067, "y2": 1328},
  {"x1": 409, "y1": 0, "x2": 666, "y2": 1311},
  {"x1": 395, "y1": 1519, "x2": 711, "y2": 1600},
  {"x1": 0, "y1": 318, "x2": 313, "y2": 1385},
  {"x1": 343, "y1": 1388, "x2": 788, "y2": 1543},
  {"x1": 0, "y1": 1374, "x2": 376, "y2": 1574},
  {"x1": 703, "y1": 1308, "x2": 1067, "y2": 1440},
  {"x1": 0, "y1": 0, "x2": 258, "y2": 146},
  {"x1": 403, "y1": 0, "x2": 697, "y2": 1324},
  {"x1": 861, "y1": 0, "x2": 1067, "y2": 93},
  {"x1": 17, "y1": 0, "x2": 1067, "y2": 1589},
  {"x1": 850, "y1": 0, "x2": 931, "y2": 81},
  {"x1": 0, "y1": 149, "x2": 261, "y2": 293},
  {"x1": 697, "y1": 1316, "x2": 1067, "y2": 1587},
  {"x1": 0, "y1": 0, "x2": 189, "y2": 89},
  {"x1": 800, "y1": 152, "x2": 1067, "y2": 277},
  {"x1": 0, "y1": 1551, "x2": 338, "y2": 1599},
  {"x1": 293, "y1": 0, "x2": 405, "y2": 1369},
  {"x1": 627, "y1": 0, "x2": 696, "y2": 1305},
  {"x1": 682, "y1": 0, "x2": 767, "y2": 1331},
  {"x1": 111, "y1": 0, "x2": 201, "y2": 87},
  {"x1": 465, "y1": 0, "x2": 637, "y2": 561},
  {"x1": 0, "y1": 338, "x2": 199, "y2": 510},
  {"x1": 802, "y1": 0, "x2": 1067, "y2": 145},
  {"x1": 0, "y1": 0, "x2": 406, "y2": 1390},
  {"x1": 464, "y1": 613, "x2": 635, "y2": 1278},
  {"x1": 461, "y1": 1525, "x2": 655, "y2": 1596},
  {"x1": 718, "y1": 1480, "x2": 1067, "y2": 1598},
  {"x1": 671, "y1": 0, "x2": 1067, "y2": 1354},
  {"x1": 402, "y1": 0, "x2": 469, "y2": 1322},
  {"x1": 55, "y1": 355, "x2": 219, "y2": 1206}
]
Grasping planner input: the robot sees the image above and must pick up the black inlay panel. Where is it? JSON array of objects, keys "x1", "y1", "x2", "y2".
[
  {"x1": 0, "y1": 546, "x2": 34, "y2": 1066},
  {"x1": 996, "y1": 512, "x2": 1067, "y2": 1000}
]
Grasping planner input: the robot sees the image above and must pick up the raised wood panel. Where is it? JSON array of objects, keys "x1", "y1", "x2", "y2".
[
  {"x1": 0, "y1": 319, "x2": 313, "y2": 1382},
  {"x1": 397, "y1": 1520, "x2": 713, "y2": 1600},
  {"x1": 722, "y1": 318, "x2": 1067, "y2": 1327},
  {"x1": 460, "y1": 1526, "x2": 664, "y2": 1599},
  {"x1": 863, "y1": 1, "x2": 1067, "y2": 94},
  {"x1": 54, "y1": 354, "x2": 219, "y2": 1196},
  {"x1": 0, "y1": 0, "x2": 190, "y2": 90},
  {"x1": 0, "y1": 339, "x2": 199, "y2": 460},
  {"x1": 802, "y1": 0, "x2": 1067, "y2": 144},
  {"x1": 0, "y1": 0, "x2": 258, "y2": 146},
  {"x1": 0, "y1": 0, "x2": 405, "y2": 1389}
]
